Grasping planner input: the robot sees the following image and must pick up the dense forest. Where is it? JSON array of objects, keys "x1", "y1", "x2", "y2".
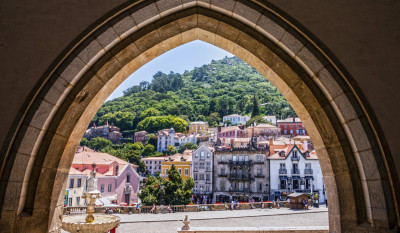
[{"x1": 92, "y1": 56, "x2": 296, "y2": 136}]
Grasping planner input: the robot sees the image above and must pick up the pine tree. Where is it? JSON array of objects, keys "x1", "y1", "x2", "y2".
[{"x1": 251, "y1": 94, "x2": 260, "y2": 118}]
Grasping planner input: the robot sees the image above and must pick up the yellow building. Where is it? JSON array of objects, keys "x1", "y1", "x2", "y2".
[
  {"x1": 161, "y1": 150, "x2": 193, "y2": 180},
  {"x1": 189, "y1": 121, "x2": 208, "y2": 134}
]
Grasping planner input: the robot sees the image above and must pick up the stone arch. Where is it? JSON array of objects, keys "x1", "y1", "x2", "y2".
[{"x1": 0, "y1": 1, "x2": 398, "y2": 232}]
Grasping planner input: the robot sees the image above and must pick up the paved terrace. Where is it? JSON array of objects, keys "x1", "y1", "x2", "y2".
[{"x1": 113, "y1": 206, "x2": 329, "y2": 233}]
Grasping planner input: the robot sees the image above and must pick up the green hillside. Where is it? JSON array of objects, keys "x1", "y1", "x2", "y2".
[{"x1": 92, "y1": 56, "x2": 296, "y2": 136}]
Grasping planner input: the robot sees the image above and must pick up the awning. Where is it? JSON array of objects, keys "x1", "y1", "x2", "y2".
[
  {"x1": 292, "y1": 176, "x2": 301, "y2": 180},
  {"x1": 279, "y1": 176, "x2": 288, "y2": 180},
  {"x1": 305, "y1": 176, "x2": 314, "y2": 180}
]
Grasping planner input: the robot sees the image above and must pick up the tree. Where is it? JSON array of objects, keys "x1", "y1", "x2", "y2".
[
  {"x1": 251, "y1": 94, "x2": 260, "y2": 118},
  {"x1": 178, "y1": 142, "x2": 198, "y2": 153},
  {"x1": 167, "y1": 145, "x2": 177, "y2": 156},
  {"x1": 139, "y1": 108, "x2": 160, "y2": 119},
  {"x1": 88, "y1": 137, "x2": 113, "y2": 151},
  {"x1": 80, "y1": 137, "x2": 89, "y2": 147},
  {"x1": 142, "y1": 144, "x2": 155, "y2": 157},
  {"x1": 207, "y1": 112, "x2": 220, "y2": 127},
  {"x1": 245, "y1": 115, "x2": 269, "y2": 127},
  {"x1": 147, "y1": 134, "x2": 158, "y2": 148}
]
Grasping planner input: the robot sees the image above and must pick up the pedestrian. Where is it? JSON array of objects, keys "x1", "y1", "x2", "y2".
[
  {"x1": 325, "y1": 199, "x2": 328, "y2": 207},
  {"x1": 150, "y1": 204, "x2": 156, "y2": 214},
  {"x1": 231, "y1": 200, "x2": 234, "y2": 211},
  {"x1": 167, "y1": 204, "x2": 172, "y2": 213}
]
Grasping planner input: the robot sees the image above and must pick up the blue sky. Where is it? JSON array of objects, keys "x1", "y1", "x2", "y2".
[{"x1": 106, "y1": 40, "x2": 233, "y2": 101}]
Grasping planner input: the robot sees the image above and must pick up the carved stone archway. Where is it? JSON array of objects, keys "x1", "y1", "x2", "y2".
[{"x1": 0, "y1": 1, "x2": 398, "y2": 232}]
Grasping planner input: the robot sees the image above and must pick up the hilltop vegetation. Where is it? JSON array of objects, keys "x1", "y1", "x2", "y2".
[{"x1": 92, "y1": 56, "x2": 296, "y2": 136}]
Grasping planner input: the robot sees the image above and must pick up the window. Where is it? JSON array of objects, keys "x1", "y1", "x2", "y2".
[
  {"x1": 256, "y1": 155, "x2": 262, "y2": 161},
  {"x1": 221, "y1": 168, "x2": 225, "y2": 175},
  {"x1": 293, "y1": 150, "x2": 298, "y2": 158},
  {"x1": 166, "y1": 168, "x2": 168, "y2": 175},
  {"x1": 232, "y1": 155, "x2": 237, "y2": 161},
  {"x1": 69, "y1": 179, "x2": 74, "y2": 188},
  {"x1": 220, "y1": 181, "x2": 226, "y2": 191},
  {"x1": 206, "y1": 186, "x2": 210, "y2": 192},
  {"x1": 200, "y1": 151, "x2": 205, "y2": 160},
  {"x1": 206, "y1": 174, "x2": 210, "y2": 182},
  {"x1": 150, "y1": 161, "x2": 152, "y2": 164},
  {"x1": 77, "y1": 178, "x2": 81, "y2": 187},
  {"x1": 127, "y1": 174, "x2": 130, "y2": 183},
  {"x1": 76, "y1": 197, "x2": 80, "y2": 206},
  {"x1": 194, "y1": 153, "x2": 198, "y2": 158},
  {"x1": 185, "y1": 168, "x2": 188, "y2": 175},
  {"x1": 207, "y1": 153, "x2": 210, "y2": 158},
  {"x1": 259, "y1": 183, "x2": 262, "y2": 191},
  {"x1": 244, "y1": 155, "x2": 249, "y2": 161},
  {"x1": 194, "y1": 162, "x2": 198, "y2": 171},
  {"x1": 232, "y1": 182, "x2": 236, "y2": 189},
  {"x1": 221, "y1": 155, "x2": 226, "y2": 162},
  {"x1": 108, "y1": 184, "x2": 112, "y2": 192},
  {"x1": 199, "y1": 174, "x2": 205, "y2": 180},
  {"x1": 194, "y1": 173, "x2": 198, "y2": 181},
  {"x1": 206, "y1": 162, "x2": 211, "y2": 171},
  {"x1": 238, "y1": 182, "x2": 243, "y2": 191},
  {"x1": 305, "y1": 163, "x2": 311, "y2": 169},
  {"x1": 68, "y1": 198, "x2": 72, "y2": 206},
  {"x1": 146, "y1": 161, "x2": 148, "y2": 164},
  {"x1": 257, "y1": 168, "x2": 262, "y2": 175},
  {"x1": 245, "y1": 182, "x2": 248, "y2": 188},
  {"x1": 100, "y1": 184, "x2": 104, "y2": 193},
  {"x1": 280, "y1": 163, "x2": 286, "y2": 169},
  {"x1": 178, "y1": 168, "x2": 182, "y2": 175},
  {"x1": 199, "y1": 162, "x2": 205, "y2": 169},
  {"x1": 150, "y1": 166, "x2": 152, "y2": 169}
]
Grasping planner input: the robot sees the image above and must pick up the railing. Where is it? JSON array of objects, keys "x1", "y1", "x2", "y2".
[
  {"x1": 279, "y1": 169, "x2": 287, "y2": 174},
  {"x1": 63, "y1": 201, "x2": 290, "y2": 215},
  {"x1": 291, "y1": 169, "x2": 300, "y2": 174},
  {"x1": 254, "y1": 174, "x2": 265, "y2": 178},
  {"x1": 206, "y1": 168, "x2": 211, "y2": 171},
  {"x1": 291, "y1": 156, "x2": 300, "y2": 161},
  {"x1": 218, "y1": 173, "x2": 227, "y2": 177},
  {"x1": 206, "y1": 180, "x2": 211, "y2": 184},
  {"x1": 254, "y1": 160, "x2": 264, "y2": 164},
  {"x1": 304, "y1": 169, "x2": 313, "y2": 174},
  {"x1": 228, "y1": 160, "x2": 253, "y2": 166},
  {"x1": 218, "y1": 160, "x2": 228, "y2": 164},
  {"x1": 228, "y1": 174, "x2": 252, "y2": 180}
]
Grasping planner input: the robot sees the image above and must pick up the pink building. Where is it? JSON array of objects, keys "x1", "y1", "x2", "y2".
[
  {"x1": 217, "y1": 126, "x2": 246, "y2": 139},
  {"x1": 71, "y1": 147, "x2": 140, "y2": 205}
]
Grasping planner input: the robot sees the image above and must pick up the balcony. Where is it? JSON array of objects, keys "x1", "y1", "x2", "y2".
[
  {"x1": 291, "y1": 156, "x2": 300, "y2": 161},
  {"x1": 254, "y1": 160, "x2": 264, "y2": 164},
  {"x1": 218, "y1": 173, "x2": 227, "y2": 177},
  {"x1": 279, "y1": 168, "x2": 287, "y2": 175},
  {"x1": 228, "y1": 174, "x2": 252, "y2": 181},
  {"x1": 206, "y1": 168, "x2": 212, "y2": 172},
  {"x1": 254, "y1": 174, "x2": 265, "y2": 178},
  {"x1": 206, "y1": 180, "x2": 212, "y2": 184},
  {"x1": 304, "y1": 169, "x2": 313, "y2": 174},
  {"x1": 218, "y1": 160, "x2": 228, "y2": 164},
  {"x1": 291, "y1": 169, "x2": 300, "y2": 175},
  {"x1": 229, "y1": 188, "x2": 251, "y2": 193},
  {"x1": 228, "y1": 160, "x2": 253, "y2": 166}
]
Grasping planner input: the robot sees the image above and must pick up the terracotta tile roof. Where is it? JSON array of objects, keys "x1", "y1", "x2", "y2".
[
  {"x1": 69, "y1": 167, "x2": 86, "y2": 175},
  {"x1": 277, "y1": 117, "x2": 302, "y2": 123},
  {"x1": 74, "y1": 147, "x2": 137, "y2": 168},
  {"x1": 220, "y1": 126, "x2": 243, "y2": 132},
  {"x1": 141, "y1": 156, "x2": 168, "y2": 161}
]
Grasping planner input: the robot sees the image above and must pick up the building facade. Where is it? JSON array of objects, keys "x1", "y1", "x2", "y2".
[
  {"x1": 189, "y1": 121, "x2": 209, "y2": 134},
  {"x1": 134, "y1": 131, "x2": 150, "y2": 145},
  {"x1": 192, "y1": 144, "x2": 214, "y2": 203},
  {"x1": 65, "y1": 168, "x2": 87, "y2": 207},
  {"x1": 141, "y1": 156, "x2": 166, "y2": 175},
  {"x1": 222, "y1": 114, "x2": 250, "y2": 126},
  {"x1": 70, "y1": 147, "x2": 140, "y2": 205},
  {"x1": 161, "y1": 150, "x2": 192, "y2": 180},
  {"x1": 83, "y1": 122, "x2": 123, "y2": 143},
  {"x1": 277, "y1": 117, "x2": 308, "y2": 136},
  {"x1": 268, "y1": 145, "x2": 325, "y2": 202},
  {"x1": 262, "y1": 116, "x2": 277, "y2": 125},
  {"x1": 217, "y1": 126, "x2": 246, "y2": 139},
  {"x1": 213, "y1": 145, "x2": 269, "y2": 203},
  {"x1": 157, "y1": 128, "x2": 177, "y2": 152},
  {"x1": 246, "y1": 124, "x2": 281, "y2": 137}
]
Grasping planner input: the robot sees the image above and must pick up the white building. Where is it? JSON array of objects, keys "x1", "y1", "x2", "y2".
[
  {"x1": 222, "y1": 114, "x2": 250, "y2": 126},
  {"x1": 141, "y1": 156, "x2": 167, "y2": 175},
  {"x1": 65, "y1": 167, "x2": 87, "y2": 207},
  {"x1": 268, "y1": 145, "x2": 325, "y2": 203},
  {"x1": 157, "y1": 128, "x2": 178, "y2": 152},
  {"x1": 262, "y1": 116, "x2": 277, "y2": 125},
  {"x1": 192, "y1": 144, "x2": 214, "y2": 203}
]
